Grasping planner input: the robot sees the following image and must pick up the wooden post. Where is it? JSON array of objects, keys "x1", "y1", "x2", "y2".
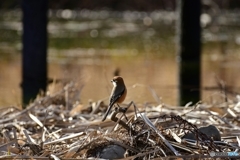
[
  {"x1": 177, "y1": 0, "x2": 201, "y2": 105},
  {"x1": 22, "y1": 0, "x2": 48, "y2": 107}
]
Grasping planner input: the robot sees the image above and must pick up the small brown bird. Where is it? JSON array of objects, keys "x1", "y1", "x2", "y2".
[{"x1": 102, "y1": 76, "x2": 127, "y2": 121}]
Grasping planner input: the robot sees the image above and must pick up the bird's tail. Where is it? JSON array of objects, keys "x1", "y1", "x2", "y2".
[{"x1": 102, "y1": 104, "x2": 113, "y2": 121}]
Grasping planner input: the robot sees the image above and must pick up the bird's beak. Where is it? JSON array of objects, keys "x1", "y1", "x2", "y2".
[{"x1": 111, "y1": 80, "x2": 117, "y2": 87}]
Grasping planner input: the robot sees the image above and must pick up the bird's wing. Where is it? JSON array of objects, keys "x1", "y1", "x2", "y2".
[
  {"x1": 102, "y1": 86, "x2": 125, "y2": 121},
  {"x1": 109, "y1": 87, "x2": 125, "y2": 107}
]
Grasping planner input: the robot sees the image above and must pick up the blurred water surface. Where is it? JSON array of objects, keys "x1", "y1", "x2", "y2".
[{"x1": 1, "y1": 10, "x2": 240, "y2": 107}]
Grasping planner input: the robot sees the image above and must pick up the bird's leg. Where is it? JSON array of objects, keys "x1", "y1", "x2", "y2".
[
  {"x1": 109, "y1": 101, "x2": 140, "y2": 133},
  {"x1": 116, "y1": 104, "x2": 129, "y2": 121},
  {"x1": 114, "y1": 101, "x2": 138, "y2": 122}
]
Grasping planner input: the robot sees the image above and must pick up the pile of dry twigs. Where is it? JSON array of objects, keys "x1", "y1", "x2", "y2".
[{"x1": 0, "y1": 82, "x2": 240, "y2": 159}]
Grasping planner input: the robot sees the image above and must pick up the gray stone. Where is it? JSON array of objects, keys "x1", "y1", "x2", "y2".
[
  {"x1": 99, "y1": 145, "x2": 126, "y2": 159},
  {"x1": 183, "y1": 125, "x2": 221, "y2": 141}
]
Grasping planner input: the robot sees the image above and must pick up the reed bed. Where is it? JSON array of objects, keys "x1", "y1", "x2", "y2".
[{"x1": 0, "y1": 82, "x2": 240, "y2": 159}]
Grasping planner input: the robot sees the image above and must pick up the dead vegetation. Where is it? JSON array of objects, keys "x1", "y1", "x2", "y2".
[{"x1": 0, "y1": 82, "x2": 240, "y2": 159}]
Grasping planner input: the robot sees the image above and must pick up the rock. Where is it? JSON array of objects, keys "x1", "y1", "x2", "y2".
[
  {"x1": 99, "y1": 145, "x2": 125, "y2": 159},
  {"x1": 183, "y1": 125, "x2": 221, "y2": 141}
]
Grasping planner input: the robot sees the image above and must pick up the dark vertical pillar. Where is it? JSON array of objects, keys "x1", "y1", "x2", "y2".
[
  {"x1": 22, "y1": 0, "x2": 48, "y2": 107},
  {"x1": 177, "y1": 0, "x2": 201, "y2": 105}
]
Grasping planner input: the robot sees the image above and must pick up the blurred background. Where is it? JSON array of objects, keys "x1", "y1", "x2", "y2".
[{"x1": 1, "y1": 0, "x2": 240, "y2": 107}]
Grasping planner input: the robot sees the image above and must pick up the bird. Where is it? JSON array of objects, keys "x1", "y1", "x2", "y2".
[{"x1": 102, "y1": 76, "x2": 127, "y2": 121}]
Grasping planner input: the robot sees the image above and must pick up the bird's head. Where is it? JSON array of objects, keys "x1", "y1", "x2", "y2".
[{"x1": 111, "y1": 76, "x2": 124, "y2": 87}]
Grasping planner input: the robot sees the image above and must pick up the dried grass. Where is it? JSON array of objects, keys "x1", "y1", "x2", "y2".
[{"x1": 0, "y1": 82, "x2": 240, "y2": 159}]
